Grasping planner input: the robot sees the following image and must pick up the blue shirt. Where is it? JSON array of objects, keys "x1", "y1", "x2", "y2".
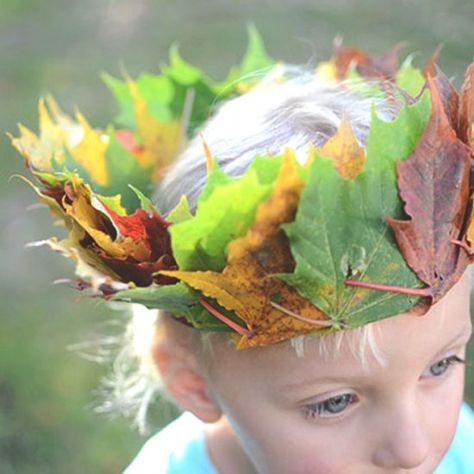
[{"x1": 124, "y1": 403, "x2": 474, "y2": 473}]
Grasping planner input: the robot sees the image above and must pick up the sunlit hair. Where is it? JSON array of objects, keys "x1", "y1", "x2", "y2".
[
  {"x1": 155, "y1": 67, "x2": 395, "y2": 213},
  {"x1": 99, "y1": 67, "x2": 408, "y2": 432}
]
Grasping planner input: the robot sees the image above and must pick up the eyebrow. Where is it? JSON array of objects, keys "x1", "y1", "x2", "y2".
[{"x1": 280, "y1": 323, "x2": 473, "y2": 391}]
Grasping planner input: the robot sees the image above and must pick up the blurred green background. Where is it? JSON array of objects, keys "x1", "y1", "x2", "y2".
[{"x1": 0, "y1": 0, "x2": 473, "y2": 472}]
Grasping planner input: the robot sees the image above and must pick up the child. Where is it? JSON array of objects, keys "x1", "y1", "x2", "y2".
[{"x1": 12, "y1": 35, "x2": 474, "y2": 473}]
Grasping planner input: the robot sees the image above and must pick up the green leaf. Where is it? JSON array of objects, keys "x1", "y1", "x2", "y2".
[
  {"x1": 102, "y1": 72, "x2": 134, "y2": 128},
  {"x1": 161, "y1": 45, "x2": 219, "y2": 134},
  {"x1": 239, "y1": 24, "x2": 274, "y2": 78},
  {"x1": 95, "y1": 194, "x2": 127, "y2": 216},
  {"x1": 167, "y1": 195, "x2": 193, "y2": 224},
  {"x1": 33, "y1": 170, "x2": 67, "y2": 187},
  {"x1": 128, "y1": 184, "x2": 158, "y2": 213},
  {"x1": 198, "y1": 157, "x2": 234, "y2": 203},
  {"x1": 170, "y1": 156, "x2": 283, "y2": 272},
  {"x1": 278, "y1": 94, "x2": 432, "y2": 327},
  {"x1": 136, "y1": 73, "x2": 175, "y2": 123},
  {"x1": 112, "y1": 282, "x2": 230, "y2": 331},
  {"x1": 102, "y1": 126, "x2": 154, "y2": 211},
  {"x1": 364, "y1": 90, "x2": 431, "y2": 201},
  {"x1": 112, "y1": 282, "x2": 197, "y2": 314},
  {"x1": 396, "y1": 54, "x2": 426, "y2": 98},
  {"x1": 166, "y1": 44, "x2": 206, "y2": 86}
]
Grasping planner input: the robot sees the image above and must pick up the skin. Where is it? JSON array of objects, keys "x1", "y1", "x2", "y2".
[{"x1": 196, "y1": 273, "x2": 473, "y2": 474}]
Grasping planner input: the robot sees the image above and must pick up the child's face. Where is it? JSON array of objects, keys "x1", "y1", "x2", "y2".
[{"x1": 205, "y1": 273, "x2": 472, "y2": 473}]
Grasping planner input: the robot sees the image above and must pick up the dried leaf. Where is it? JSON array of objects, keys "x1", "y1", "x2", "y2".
[
  {"x1": 387, "y1": 77, "x2": 471, "y2": 300},
  {"x1": 458, "y1": 63, "x2": 474, "y2": 147},
  {"x1": 332, "y1": 39, "x2": 404, "y2": 81},
  {"x1": 429, "y1": 66, "x2": 461, "y2": 135}
]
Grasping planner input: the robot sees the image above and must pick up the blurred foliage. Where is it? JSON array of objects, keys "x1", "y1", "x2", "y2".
[{"x1": 1, "y1": 0, "x2": 473, "y2": 472}]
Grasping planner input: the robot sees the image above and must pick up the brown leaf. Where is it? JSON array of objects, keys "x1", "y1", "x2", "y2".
[
  {"x1": 423, "y1": 45, "x2": 443, "y2": 78},
  {"x1": 458, "y1": 63, "x2": 474, "y2": 147},
  {"x1": 386, "y1": 76, "x2": 471, "y2": 301},
  {"x1": 428, "y1": 66, "x2": 460, "y2": 136},
  {"x1": 332, "y1": 38, "x2": 404, "y2": 81}
]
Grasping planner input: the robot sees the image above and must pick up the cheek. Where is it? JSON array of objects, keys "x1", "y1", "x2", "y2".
[
  {"x1": 428, "y1": 369, "x2": 465, "y2": 461},
  {"x1": 218, "y1": 392, "x2": 362, "y2": 474}
]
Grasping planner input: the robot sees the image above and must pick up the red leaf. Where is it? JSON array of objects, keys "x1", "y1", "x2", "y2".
[
  {"x1": 115, "y1": 129, "x2": 144, "y2": 156},
  {"x1": 83, "y1": 203, "x2": 177, "y2": 286},
  {"x1": 386, "y1": 77, "x2": 471, "y2": 301}
]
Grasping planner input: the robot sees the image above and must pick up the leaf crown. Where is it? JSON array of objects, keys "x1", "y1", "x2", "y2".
[{"x1": 11, "y1": 30, "x2": 474, "y2": 348}]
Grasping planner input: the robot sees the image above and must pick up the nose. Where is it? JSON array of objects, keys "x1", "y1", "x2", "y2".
[{"x1": 371, "y1": 402, "x2": 430, "y2": 469}]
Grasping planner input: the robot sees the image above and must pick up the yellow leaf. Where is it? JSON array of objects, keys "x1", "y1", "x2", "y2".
[
  {"x1": 163, "y1": 151, "x2": 331, "y2": 348},
  {"x1": 127, "y1": 79, "x2": 182, "y2": 180},
  {"x1": 315, "y1": 60, "x2": 337, "y2": 81},
  {"x1": 319, "y1": 114, "x2": 366, "y2": 180},
  {"x1": 12, "y1": 174, "x2": 67, "y2": 222},
  {"x1": 70, "y1": 112, "x2": 109, "y2": 186},
  {"x1": 10, "y1": 99, "x2": 68, "y2": 172},
  {"x1": 29, "y1": 232, "x2": 123, "y2": 287},
  {"x1": 11, "y1": 96, "x2": 105, "y2": 179}
]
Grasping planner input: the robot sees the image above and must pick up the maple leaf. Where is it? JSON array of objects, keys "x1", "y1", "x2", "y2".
[
  {"x1": 331, "y1": 38, "x2": 404, "y2": 81},
  {"x1": 318, "y1": 114, "x2": 366, "y2": 180},
  {"x1": 163, "y1": 151, "x2": 332, "y2": 348},
  {"x1": 278, "y1": 94, "x2": 431, "y2": 326},
  {"x1": 112, "y1": 281, "x2": 229, "y2": 332},
  {"x1": 386, "y1": 76, "x2": 471, "y2": 300},
  {"x1": 169, "y1": 154, "x2": 282, "y2": 272},
  {"x1": 125, "y1": 77, "x2": 183, "y2": 181},
  {"x1": 19, "y1": 169, "x2": 177, "y2": 288},
  {"x1": 396, "y1": 55, "x2": 426, "y2": 98},
  {"x1": 421, "y1": 60, "x2": 473, "y2": 148},
  {"x1": 458, "y1": 63, "x2": 474, "y2": 147},
  {"x1": 10, "y1": 97, "x2": 162, "y2": 211}
]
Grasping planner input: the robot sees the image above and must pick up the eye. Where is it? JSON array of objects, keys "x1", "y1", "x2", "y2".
[
  {"x1": 304, "y1": 393, "x2": 358, "y2": 419},
  {"x1": 425, "y1": 355, "x2": 465, "y2": 378}
]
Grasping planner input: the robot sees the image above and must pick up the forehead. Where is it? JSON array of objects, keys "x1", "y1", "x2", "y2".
[{"x1": 209, "y1": 271, "x2": 472, "y2": 382}]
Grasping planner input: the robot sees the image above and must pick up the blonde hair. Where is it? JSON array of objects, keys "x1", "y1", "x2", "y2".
[{"x1": 99, "y1": 67, "x2": 402, "y2": 432}]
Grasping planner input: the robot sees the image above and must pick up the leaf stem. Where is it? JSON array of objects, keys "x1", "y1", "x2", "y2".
[
  {"x1": 451, "y1": 239, "x2": 473, "y2": 256},
  {"x1": 344, "y1": 280, "x2": 432, "y2": 297},
  {"x1": 270, "y1": 301, "x2": 346, "y2": 328},
  {"x1": 199, "y1": 298, "x2": 253, "y2": 337}
]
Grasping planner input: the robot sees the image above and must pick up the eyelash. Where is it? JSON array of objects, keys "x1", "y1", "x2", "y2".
[
  {"x1": 423, "y1": 354, "x2": 465, "y2": 378},
  {"x1": 304, "y1": 393, "x2": 358, "y2": 420},
  {"x1": 303, "y1": 355, "x2": 466, "y2": 420}
]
